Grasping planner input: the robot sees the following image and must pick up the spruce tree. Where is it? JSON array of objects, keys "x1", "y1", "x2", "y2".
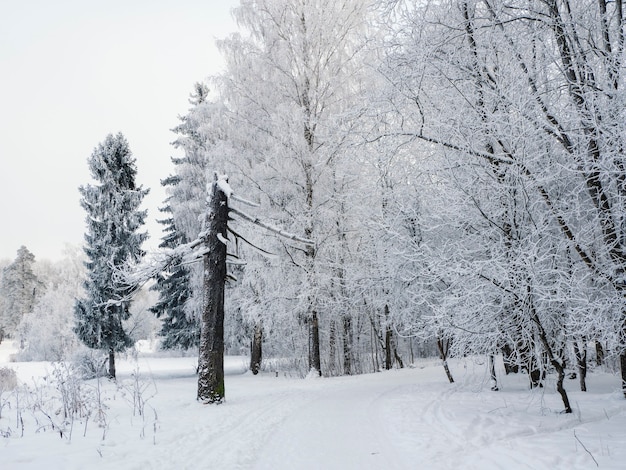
[
  {"x1": 150, "y1": 178, "x2": 199, "y2": 350},
  {"x1": 74, "y1": 133, "x2": 148, "y2": 379},
  {"x1": 0, "y1": 246, "x2": 43, "y2": 341}
]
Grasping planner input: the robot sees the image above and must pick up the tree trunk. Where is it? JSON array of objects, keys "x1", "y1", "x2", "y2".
[
  {"x1": 489, "y1": 355, "x2": 499, "y2": 391},
  {"x1": 528, "y1": 291, "x2": 572, "y2": 412},
  {"x1": 342, "y1": 313, "x2": 352, "y2": 375},
  {"x1": 621, "y1": 350, "x2": 626, "y2": 399},
  {"x1": 370, "y1": 320, "x2": 378, "y2": 372},
  {"x1": 595, "y1": 340, "x2": 604, "y2": 367},
  {"x1": 394, "y1": 347, "x2": 404, "y2": 369},
  {"x1": 250, "y1": 322, "x2": 263, "y2": 375},
  {"x1": 621, "y1": 319, "x2": 626, "y2": 399},
  {"x1": 108, "y1": 348, "x2": 116, "y2": 380},
  {"x1": 328, "y1": 318, "x2": 337, "y2": 376},
  {"x1": 385, "y1": 327, "x2": 393, "y2": 370},
  {"x1": 384, "y1": 304, "x2": 393, "y2": 370},
  {"x1": 619, "y1": 351, "x2": 626, "y2": 398},
  {"x1": 573, "y1": 339, "x2": 587, "y2": 392},
  {"x1": 528, "y1": 362, "x2": 542, "y2": 389},
  {"x1": 519, "y1": 341, "x2": 542, "y2": 388},
  {"x1": 309, "y1": 311, "x2": 321, "y2": 376},
  {"x1": 436, "y1": 335, "x2": 454, "y2": 383},
  {"x1": 197, "y1": 177, "x2": 228, "y2": 403}
]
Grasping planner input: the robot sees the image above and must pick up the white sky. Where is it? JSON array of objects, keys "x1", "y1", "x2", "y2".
[{"x1": 0, "y1": 0, "x2": 239, "y2": 262}]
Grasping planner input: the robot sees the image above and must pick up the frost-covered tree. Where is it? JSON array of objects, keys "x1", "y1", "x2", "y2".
[
  {"x1": 0, "y1": 246, "x2": 43, "y2": 341},
  {"x1": 373, "y1": 0, "x2": 626, "y2": 405},
  {"x1": 16, "y1": 246, "x2": 85, "y2": 361},
  {"x1": 216, "y1": 0, "x2": 372, "y2": 376},
  {"x1": 74, "y1": 133, "x2": 149, "y2": 379}
]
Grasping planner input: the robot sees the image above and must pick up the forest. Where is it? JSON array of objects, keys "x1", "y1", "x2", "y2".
[{"x1": 2, "y1": 0, "x2": 626, "y2": 416}]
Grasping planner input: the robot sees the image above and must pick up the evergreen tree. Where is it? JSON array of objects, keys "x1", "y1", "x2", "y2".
[
  {"x1": 74, "y1": 133, "x2": 148, "y2": 379},
  {"x1": 149, "y1": 83, "x2": 220, "y2": 352},
  {"x1": 0, "y1": 246, "x2": 43, "y2": 341},
  {"x1": 150, "y1": 177, "x2": 199, "y2": 350}
]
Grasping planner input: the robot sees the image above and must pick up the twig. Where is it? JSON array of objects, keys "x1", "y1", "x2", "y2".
[{"x1": 574, "y1": 430, "x2": 599, "y2": 467}]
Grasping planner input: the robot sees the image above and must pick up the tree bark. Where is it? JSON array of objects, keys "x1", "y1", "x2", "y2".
[
  {"x1": 385, "y1": 328, "x2": 393, "y2": 370},
  {"x1": 342, "y1": 314, "x2": 352, "y2": 375},
  {"x1": 384, "y1": 304, "x2": 393, "y2": 370},
  {"x1": 595, "y1": 340, "x2": 604, "y2": 367},
  {"x1": 437, "y1": 335, "x2": 454, "y2": 383},
  {"x1": 573, "y1": 339, "x2": 587, "y2": 392},
  {"x1": 528, "y1": 291, "x2": 572, "y2": 412},
  {"x1": 621, "y1": 352, "x2": 626, "y2": 399},
  {"x1": 108, "y1": 348, "x2": 116, "y2": 380},
  {"x1": 620, "y1": 318, "x2": 626, "y2": 398},
  {"x1": 329, "y1": 318, "x2": 337, "y2": 376},
  {"x1": 489, "y1": 355, "x2": 499, "y2": 391},
  {"x1": 197, "y1": 177, "x2": 228, "y2": 403},
  {"x1": 250, "y1": 322, "x2": 263, "y2": 375},
  {"x1": 309, "y1": 311, "x2": 321, "y2": 376}
]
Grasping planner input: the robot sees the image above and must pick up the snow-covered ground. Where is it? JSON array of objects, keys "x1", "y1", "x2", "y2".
[{"x1": 1, "y1": 340, "x2": 625, "y2": 469}]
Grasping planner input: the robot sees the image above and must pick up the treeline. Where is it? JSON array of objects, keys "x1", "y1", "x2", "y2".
[
  {"x1": 152, "y1": 0, "x2": 626, "y2": 411},
  {"x1": 2, "y1": 1, "x2": 626, "y2": 412}
]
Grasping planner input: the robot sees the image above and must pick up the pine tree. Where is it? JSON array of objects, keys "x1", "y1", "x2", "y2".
[
  {"x1": 150, "y1": 177, "x2": 199, "y2": 350},
  {"x1": 74, "y1": 133, "x2": 148, "y2": 379},
  {"x1": 0, "y1": 246, "x2": 43, "y2": 341}
]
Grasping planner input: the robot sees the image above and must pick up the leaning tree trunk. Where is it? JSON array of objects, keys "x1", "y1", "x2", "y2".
[
  {"x1": 197, "y1": 178, "x2": 228, "y2": 403},
  {"x1": 436, "y1": 334, "x2": 454, "y2": 384},
  {"x1": 528, "y1": 294, "x2": 572, "y2": 413}
]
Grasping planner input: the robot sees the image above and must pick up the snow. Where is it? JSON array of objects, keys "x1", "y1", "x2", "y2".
[
  {"x1": 216, "y1": 175, "x2": 233, "y2": 199},
  {"x1": 1, "y1": 341, "x2": 625, "y2": 469}
]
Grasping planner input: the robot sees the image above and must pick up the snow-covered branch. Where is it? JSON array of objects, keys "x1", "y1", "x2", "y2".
[{"x1": 229, "y1": 206, "x2": 315, "y2": 246}]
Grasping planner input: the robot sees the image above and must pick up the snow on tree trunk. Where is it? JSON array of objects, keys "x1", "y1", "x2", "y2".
[{"x1": 197, "y1": 177, "x2": 228, "y2": 404}]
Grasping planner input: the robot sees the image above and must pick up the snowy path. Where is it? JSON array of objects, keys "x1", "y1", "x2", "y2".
[
  {"x1": 2, "y1": 349, "x2": 626, "y2": 469},
  {"x1": 254, "y1": 373, "x2": 415, "y2": 470}
]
